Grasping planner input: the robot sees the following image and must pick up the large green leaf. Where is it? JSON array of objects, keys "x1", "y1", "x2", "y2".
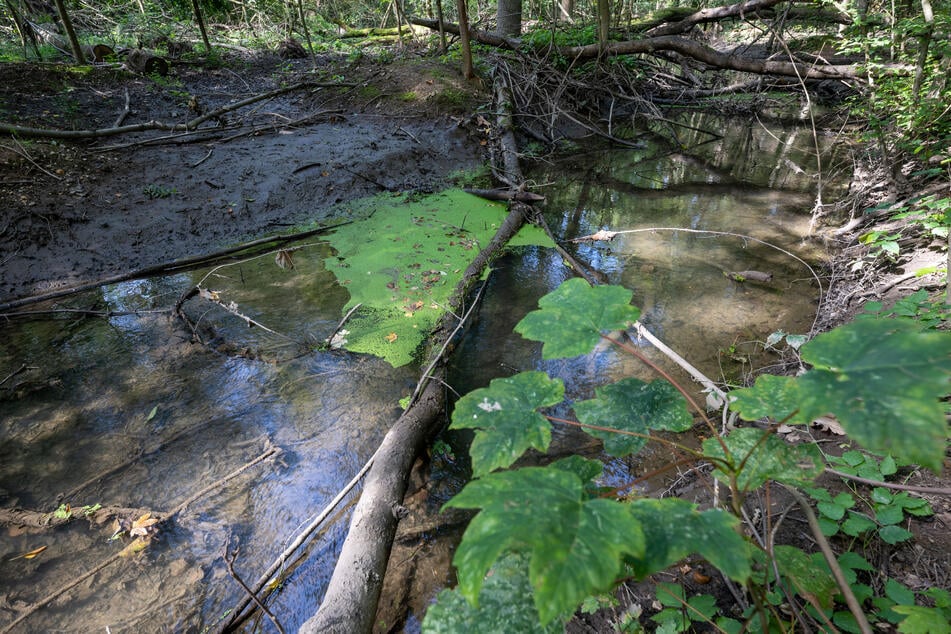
[
  {"x1": 445, "y1": 465, "x2": 645, "y2": 624},
  {"x1": 794, "y1": 318, "x2": 951, "y2": 471},
  {"x1": 449, "y1": 371, "x2": 564, "y2": 477},
  {"x1": 626, "y1": 498, "x2": 752, "y2": 583},
  {"x1": 729, "y1": 374, "x2": 802, "y2": 422},
  {"x1": 514, "y1": 279, "x2": 641, "y2": 359},
  {"x1": 731, "y1": 318, "x2": 951, "y2": 470},
  {"x1": 574, "y1": 377, "x2": 693, "y2": 457},
  {"x1": 754, "y1": 546, "x2": 837, "y2": 610},
  {"x1": 702, "y1": 428, "x2": 823, "y2": 490},
  {"x1": 422, "y1": 553, "x2": 565, "y2": 634}
]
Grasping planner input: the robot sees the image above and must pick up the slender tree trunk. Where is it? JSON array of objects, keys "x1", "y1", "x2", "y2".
[
  {"x1": 456, "y1": 0, "x2": 474, "y2": 78},
  {"x1": 597, "y1": 0, "x2": 610, "y2": 48},
  {"x1": 497, "y1": 0, "x2": 521, "y2": 36},
  {"x1": 3, "y1": 0, "x2": 42, "y2": 58},
  {"x1": 558, "y1": 0, "x2": 573, "y2": 21},
  {"x1": 435, "y1": 0, "x2": 447, "y2": 52},
  {"x1": 191, "y1": 0, "x2": 213, "y2": 52},
  {"x1": 52, "y1": 0, "x2": 85, "y2": 63},
  {"x1": 912, "y1": 0, "x2": 934, "y2": 103}
]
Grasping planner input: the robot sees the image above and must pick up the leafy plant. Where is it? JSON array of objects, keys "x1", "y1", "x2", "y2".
[{"x1": 422, "y1": 279, "x2": 951, "y2": 632}]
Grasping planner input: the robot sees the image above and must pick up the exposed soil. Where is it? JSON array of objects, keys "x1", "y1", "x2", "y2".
[{"x1": 0, "y1": 49, "x2": 486, "y2": 305}]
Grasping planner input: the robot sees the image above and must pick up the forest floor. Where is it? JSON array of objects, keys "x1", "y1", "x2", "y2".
[{"x1": 1, "y1": 48, "x2": 949, "y2": 631}]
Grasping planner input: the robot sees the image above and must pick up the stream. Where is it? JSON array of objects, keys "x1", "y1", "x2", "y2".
[{"x1": 0, "y1": 113, "x2": 849, "y2": 632}]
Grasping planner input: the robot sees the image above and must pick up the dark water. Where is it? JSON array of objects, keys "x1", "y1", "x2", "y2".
[{"x1": 0, "y1": 114, "x2": 844, "y2": 632}]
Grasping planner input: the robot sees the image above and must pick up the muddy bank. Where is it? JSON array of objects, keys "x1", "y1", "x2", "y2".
[{"x1": 0, "y1": 53, "x2": 484, "y2": 303}]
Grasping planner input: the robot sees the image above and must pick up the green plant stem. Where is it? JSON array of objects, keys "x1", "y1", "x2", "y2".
[{"x1": 784, "y1": 486, "x2": 873, "y2": 634}]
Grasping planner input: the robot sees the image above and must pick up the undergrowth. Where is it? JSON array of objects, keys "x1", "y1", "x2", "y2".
[{"x1": 422, "y1": 278, "x2": 951, "y2": 633}]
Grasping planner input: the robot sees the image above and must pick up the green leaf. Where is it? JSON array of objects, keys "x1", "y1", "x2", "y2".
[
  {"x1": 574, "y1": 378, "x2": 693, "y2": 457},
  {"x1": 422, "y1": 553, "x2": 565, "y2": 634},
  {"x1": 759, "y1": 546, "x2": 836, "y2": 610},
  {"x1": 729, "y1": 374, "x2": 801, "y2": 422},
  {"x1": 515, "y1": 279, "x2": 640, "y2": 359},
  {"x1": 450, "y1": 372, "x2": 564, "y2": 477},
  {"x1": 885, "y1": 578, "x2": 916, "y2": 606},
  {"x1": 893, "y1": 605, "x2": 951, "y2": 634},
  {"x1": 446, "y1": 467, "x2": 645, "y2": 624},
  {"x1": 686, "y1": 594, "x2": 719, "y2": 621},
  {"x1": 841, "y1": 512, "x2": 877, "y2": 536},
  {"x1": 626, "y1": 498, "x2": 751, "y2": 583},
  {"x1": 817, "y1": 501, "x2": 847, "y2": 521},
  {"x1": 878, "y1": 525, "x2": 914, "y2": 544},
  {"x1": 794, "y1": 318, "x2": 951, "y2": 471},
  {"x1": 702, "y1": 428, "x2": 823, "y2": 490}
]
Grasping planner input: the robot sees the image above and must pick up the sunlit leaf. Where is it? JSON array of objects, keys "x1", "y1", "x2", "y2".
[
  {"x1": 574, "y1": 378, "x2": 692, "y2": 457},
  {"x1": 729, "y1": 374, "x2": 802, "y2": 422},
  {"x1": 795, "y1": 318, "x2": 951, "y2": 471},
  {"x1": 118, "y1": 537, "x2": 151, "y2": 557},
  {"x1": 514, "y1": 279, "x2": 640, "y2": 359},
  {"x1": 446, "y1": 466, "x2": 645, "y2": 624},
  {"x1": 893, "y1": 605, "x2": 951, "y2": 634},
  {"x1": 450, "y1": 372, "x2": 564, "y2": 476},
  {"x1": 626, "y1": 498, "x2": 751, "y2": 583},
  {"x1": 702, "y1": 428, "x2": 823, "y2": 490}
]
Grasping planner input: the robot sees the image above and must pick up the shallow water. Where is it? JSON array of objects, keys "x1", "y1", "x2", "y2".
[{"x1": 0, "y1": 114, "x2": 842, "y2": 632}]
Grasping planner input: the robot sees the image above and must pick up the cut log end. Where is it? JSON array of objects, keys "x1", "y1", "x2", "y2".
[{"x1": 125, "y1": 49, "x2": 169, "y2": 77}]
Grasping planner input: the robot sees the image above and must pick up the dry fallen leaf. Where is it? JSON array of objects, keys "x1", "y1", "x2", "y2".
[
  {"x1": 274, "y1": 249, "x2": 295, "y2": 270},
  {"x1": 384, "y1": 332, "x2": 398, "y2": 343},
  {"x1": 198, "y1": 288, "x2": 221, "y2": 302},
  {"x1": 812, "y1": 416, "x2": 845, "y2": 435},
  {"x1": 9, "y1": 545, "x2": 47, "y2": 561},
  {"x1": 118, "y1": 537, "x2": 151, "y2": 557}
]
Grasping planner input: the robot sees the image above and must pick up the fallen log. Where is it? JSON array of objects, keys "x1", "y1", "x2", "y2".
[
  {"x1": 125, "y1": 48, "x2": 169, "y2": 76},
  {"x1": 296, "y1": 70, "x2": 534, "y2": 634},
  {"x1": 463, "y1": 187, "x2": 545, "y2": 202},
  {"x1": 411, "y1": 16, "x2": 866, "y2": 81}
]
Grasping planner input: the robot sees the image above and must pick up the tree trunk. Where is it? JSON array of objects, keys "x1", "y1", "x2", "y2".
[
  {"x1": 435, "y1": 0, "x2": 447, "y2": 52},
  {"x1": 3, "y1": 0, "x2": 42, "y2": 58},
  {"x1": 597, "y1": 0, "x2": 610, "y2": 48},
  {"x1": 456, "y1": 0, "x2": 474, "y2": 78},
  {"x1": 497, "y1": 0, "x2": 521, "y2": 37},
  {"x1": 558, "y1": 0, "x2": 573, "y2": 21},
  {"x1": 191, "y1": 0, "x2": 212, "y2": 52},
  {"x1": 52, "y1": 0, "x2": 85, "y2": 64},
  {"x1": 912, "y1": 0, "x2": 934, "y2": 103}
]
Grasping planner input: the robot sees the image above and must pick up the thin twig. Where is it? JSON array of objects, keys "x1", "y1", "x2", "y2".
[
  {"x1": 784, "y1": 486, "x2": 873, "y2": 634},
  {"x1": 225, "y1": 544, "x2": 285, "y2": 634},
  {"x1": 827, "y1": 468, "x2": 951, "y2": 496}
]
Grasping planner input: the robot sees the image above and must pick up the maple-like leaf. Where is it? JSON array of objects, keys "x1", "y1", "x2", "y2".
[
  {"x1": 626, "y1": 498, "x2": 751, "y2": 583},
  {"x1": 446, "y1": 462, "x2": 645, "y2": 625},
  {"x1": 450, "y1": 372, "x2": 564, "y2": 477},
  {"x1": 515, "y1": 279, "x2": 640, "y2": 359},
  {"x1": 574, "y1": 377, "x2": 693, "y2": 457}
]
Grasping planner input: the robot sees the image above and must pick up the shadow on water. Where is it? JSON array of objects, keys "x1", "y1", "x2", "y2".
[{"x1": 0, "y1": 114, "x2": 844, "y2": 631}]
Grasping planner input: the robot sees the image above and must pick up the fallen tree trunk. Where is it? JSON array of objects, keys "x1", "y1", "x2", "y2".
[
  {"x1": 125, "y1": 48, "x2": 169, "y2": 76},
  {"x1": 297, "y1": 70, "x2": 533, "y2": 634},
  {"x1": 411, "y1": 17, "x2": 868, "y2": 81}
]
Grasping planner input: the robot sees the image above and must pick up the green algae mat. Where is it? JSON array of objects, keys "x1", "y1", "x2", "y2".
[{"x1": 324, "y1": 189, "x2": 552, "y2": 367}]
